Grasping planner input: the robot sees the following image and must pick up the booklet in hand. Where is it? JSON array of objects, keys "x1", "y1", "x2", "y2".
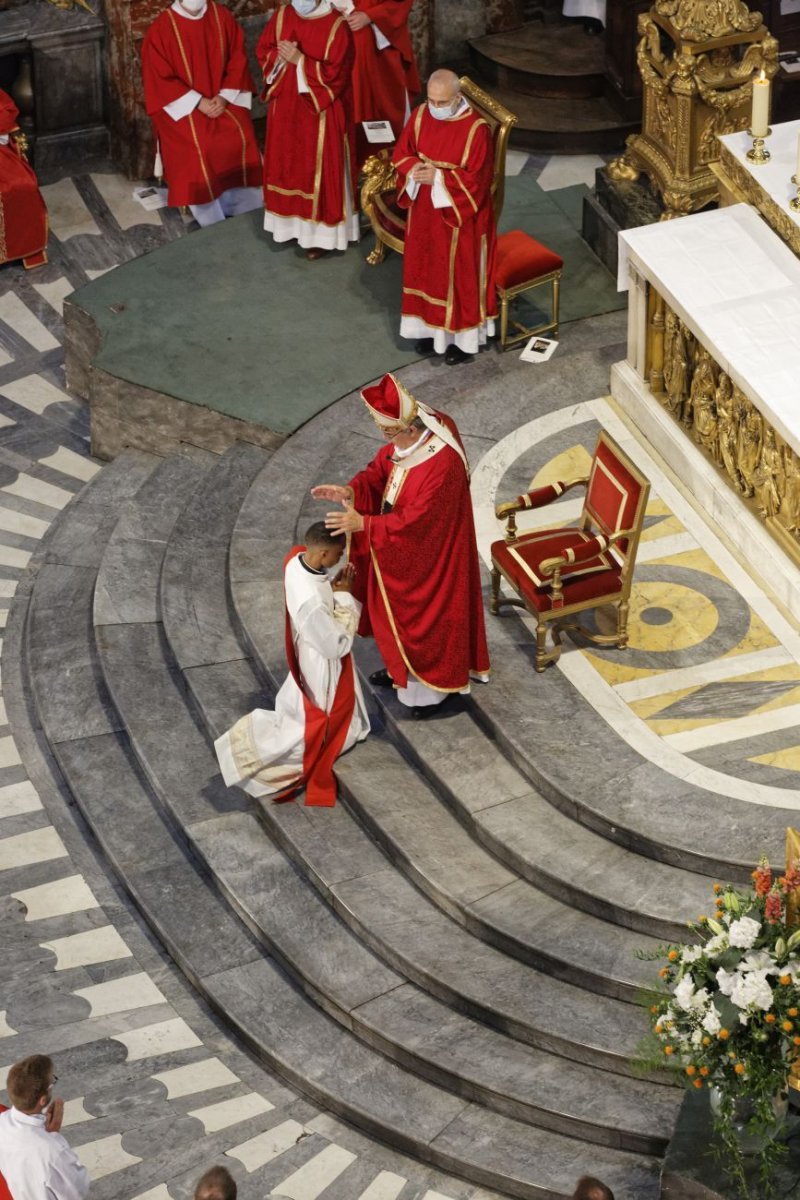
[{"x1": 363, "y1": 120, "x2": 394, "y2": 144}]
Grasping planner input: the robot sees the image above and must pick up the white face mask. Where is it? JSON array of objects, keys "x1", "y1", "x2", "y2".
[
  {"x1": 292, "y1": 0, "x2": 317, "y2": 14},
  {"x1": 180, "y1": 0, "x2": 205, "y2": 13},
  {"x1": 428, "y1": 97, "x2": 459, "y2": 121}
]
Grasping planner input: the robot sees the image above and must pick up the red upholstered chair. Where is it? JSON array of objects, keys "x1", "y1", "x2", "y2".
[
  {"x1": 360, "y1": 77, "x2": 517, "y2": 265},
  {"x1": 490, "y1": 431, "x2": 650, "y2": 671},
  {"x1": 495, "y1": 229, "x2": 563, "y2": 350}
]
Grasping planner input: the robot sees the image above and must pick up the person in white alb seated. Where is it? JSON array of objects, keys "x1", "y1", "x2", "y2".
[
  {"x1": 141, "y1": 0, "x2": 263, "y2": 227},
  {"x1": 563, "y1": 0, "x2": 605, "y2": 34},
  {"x1": 0, "y1": 1055, "x2": 90, "y2": 1200}
]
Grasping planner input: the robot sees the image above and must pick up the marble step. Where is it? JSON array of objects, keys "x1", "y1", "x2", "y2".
[
  {"x1": 228, "y1": 397, "x2": 794, "y2": 887},
  {"x1": 350, "y1": 642, "x2": 707, "y2": 946},
  {"x1": 471, "y1": 598, "x2": 794, "y2": 885},
  {"x1": 88, "y1": 448, "x2": 675, "y2": 1150},
  {"x1": 22, "y1": 456, "x2": 662, "y2": 1200},
  {"x1": 468, "y1": 22, "x2": 606, "y2": 100}
]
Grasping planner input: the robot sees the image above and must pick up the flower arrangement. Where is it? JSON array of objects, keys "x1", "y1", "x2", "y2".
[{"x1": 641, "y1": 857, "x2": 800, "y2": 1198}]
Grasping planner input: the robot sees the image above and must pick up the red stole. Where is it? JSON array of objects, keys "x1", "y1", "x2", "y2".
[{"x1": 278, "y1": 547, "x2": 355, "y2": 807}]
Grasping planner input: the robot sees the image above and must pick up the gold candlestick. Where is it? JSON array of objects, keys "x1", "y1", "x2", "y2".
[
  {"x1": 791, "y1": 173, "x2": 800, "y2": 213},
  {"x1": 746, "y1": 127, "x2": 772, "y2": 164}
]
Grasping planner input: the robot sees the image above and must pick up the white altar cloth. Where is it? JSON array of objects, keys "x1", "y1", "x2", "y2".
[
  {"x1": 718, "y1": 120, "x2": 800, "y2": 231},
  {"x1": 618, "y1": 204, "x2": 800, "y2": 458}
]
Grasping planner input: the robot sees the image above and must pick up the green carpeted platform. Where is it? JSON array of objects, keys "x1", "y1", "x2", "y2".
[{"x1": 69, "y1": 175, "x2": 624, "y2": 437}]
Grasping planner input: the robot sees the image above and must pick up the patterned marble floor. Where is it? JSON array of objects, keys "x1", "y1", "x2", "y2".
[{"x1": 0, "y1": 169, "x2": 506, "y2": 1200}]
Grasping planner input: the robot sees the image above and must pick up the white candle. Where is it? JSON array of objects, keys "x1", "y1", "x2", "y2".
[{"x1": 751, "y1": 70, "x2": 770, "y2": 138}]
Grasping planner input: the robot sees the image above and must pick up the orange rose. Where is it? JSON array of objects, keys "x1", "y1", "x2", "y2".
[
  {"x1": 783, "y1": 1021, "x2": 794, "y2": 1033},
  {"x1": 668, "y1": 950, "x2": 678, "y2": 962},
  {"x1": 789, "y1": 1008, "x2": 798, "y2": 1017},
  {"x1": 693, "y1": 1079, "x2": 703, "y2": 1088},
  {"x1": 765, "y1": 1014, "x2": 776, "y2": 1024},
  {"x1": 719, "y1": 1029, "x2": 730, "y2": 1040},
  {"x1": 734, "y1": 1063, "x2": 745, "y2": 1075},
  {"x1": 686, "y1": 1066, "x2": 696, "y2": 1077},
  {"x1": 664, "y1": 1046, "x2": 674, "y2": 1056},
  {"x1": 780, "y1": 975, "x2": 792, "y2": 985},
  {"x1": 700, "y1": 1066, "x2": 709, "y2": 1077}
]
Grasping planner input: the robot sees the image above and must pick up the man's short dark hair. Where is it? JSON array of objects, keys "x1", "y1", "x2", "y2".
[
  {"x1": 573, "y1": 1178, "x2": 615, "y2": 1200},
  {"x1": 305, "y1": 521, "x2": 345, "y2": 548},
  {"x1": 194, "y1": 1165, "x2": 237, "y2": 1200},
  {"x1": 7, "y1": 1055, "x2": 53, "y2": 1112}
]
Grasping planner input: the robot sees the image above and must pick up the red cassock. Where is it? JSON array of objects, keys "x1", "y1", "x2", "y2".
[
  {"x1": 350, "y1": 0, "x2": 419, "y2": 164},
  {"x1": 258, "y1": 6, "x2": 356, "y2": 229},
  {"x1": 141, "y1": 3, "x2": 262, "y2": 207},
  {"x1": 393, "y1": 103, "x2": 498, "y2": 336},
  {"x1": 0, "y1": 91, "x2": 47, "y2": 270},
  {"x1": 348, "y1": 415, "x2": 490, "y2": 693}
]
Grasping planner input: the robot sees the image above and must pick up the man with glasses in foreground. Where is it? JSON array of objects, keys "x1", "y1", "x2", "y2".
[{"x1": 0, "y1": 1055, "x2": 89, "y2": 1200}]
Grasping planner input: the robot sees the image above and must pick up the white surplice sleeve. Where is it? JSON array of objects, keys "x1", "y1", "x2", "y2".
[
  {"x1": 293, "y1": 592, "x2": 360, "y2": 661},
  {"x1": 48, "y1": 1137, "x2": 91, "y2": 1200}
]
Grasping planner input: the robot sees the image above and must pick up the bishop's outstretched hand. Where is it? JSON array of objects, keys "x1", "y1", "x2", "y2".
[{"x1": 311, "y1": 484, "x2": 353, "y2": 504}]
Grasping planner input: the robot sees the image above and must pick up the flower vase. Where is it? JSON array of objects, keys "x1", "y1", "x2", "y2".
[{"x1": 710, "y1": 1086, "x2": 789, "y2": 1155}]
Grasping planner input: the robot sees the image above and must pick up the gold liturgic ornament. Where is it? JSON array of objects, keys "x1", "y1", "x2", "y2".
[
  {"x1": 647, "y1": 292, "x2": 800, "y2": 563},
  {"x1": 607, "y1": 0, "x2": 778, "y2": 219}
]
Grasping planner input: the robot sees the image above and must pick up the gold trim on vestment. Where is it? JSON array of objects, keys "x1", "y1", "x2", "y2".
[
  {"x1": 402, "y1": 286, "x2": 446, "y2": 306},
  {"x1": 461, "y1": 118, "x2": 484, "y2": 167},
  {"x1": 167, "y1": 10, "x2": 215, "y2": 201},
  {"x1": 0, "y1": 194, "x2": 6, "y2": 263},
  {"x1": 223, "y1": 105, "x2": 250, "y2": 184},
  {"x1": 445, "y1": 225, "x2": 459, "y2": 328},
  {"x1": 312, "y1": 109, "x2": 326, "y2": 220},
  {"x1": 267, "y1": 183, "x2": 316, "y2": 200},
  {"x1": 369, "y1": 545, "x2": 469, "y2": 694},
  {"x1": 211, "y1": 2, "x2": 224, "y2": 62}
]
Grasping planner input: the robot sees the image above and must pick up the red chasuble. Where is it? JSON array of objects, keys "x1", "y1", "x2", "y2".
[
  {"x1": 141, "y1": 3, "x2": 262, "y2": 207},
  {"x1": 0, "y1": 91, "x2": 48, "y2": 269},
  {"x1": 350, "y1": 0, "x2": 419, "y2": 164},
  {"x1": 281, "y1": 547, "x2": 356, "y2": 807},
  {"x1": 258, "y1": 6, "x2": 356, "y2": 228},
  {"x1": 348, "y1": 416, "x2": 490, "y2": 693},
  {"x1": 392, "y1": 103, "x2": 498, "y2": 335}
]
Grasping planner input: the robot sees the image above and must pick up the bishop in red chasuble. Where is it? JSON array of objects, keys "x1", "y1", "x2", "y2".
[
  {"x1": 343, "y1": 0, "x2": 420, "y2": 165},
  {"x1": 392, "y1": 69, "x2": 497, "y2": 365},
  {"x1": 258, "y1": 0, "x2": 358, "y2": 257},
  {"x1": 141, "y1": 0, "x2": 262, "y2": 227},
  {"x1": 0, "y1": 91, "x2": 47, "y2": 269},
  {"x1": 313, "y1": 373, "x2": 490, "y2": 717}
]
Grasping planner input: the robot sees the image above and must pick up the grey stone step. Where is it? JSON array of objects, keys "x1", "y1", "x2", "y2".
[
  {"x1": 97, "y1": 456, "x2": 677, "y2": 1151},
  {"x1": 22, "y1": 455, "x2": 662, "y2": 1200},
  {"x1": 350, "y1": 639, "x2": 708, "y2": 946},
  {"x1": 227, "y1": 395, "x2": 793, "y2": 883}
]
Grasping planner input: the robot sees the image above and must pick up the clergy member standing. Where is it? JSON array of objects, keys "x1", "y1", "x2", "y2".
[
  {"x1": 313, "y1": 373, "x2": 490, "y2": 719},
  {"x1": 141, "y1": 0, "x2": 262, "y2": 227},
  {"x1": 216, "y1": 524, "x2": 369, "y2": 806},
  {"x1": 341, "y1": 0, "x2": 420, "y2": 166},
  {"x1": 258, "y1": 0, "x2": 358, "y2": 260},
  {"x1": 392, "y1": 69, "x2": 497, "y2": 366},
  {"x1": 0, "y1": 90, "x2": 48, "y2": 269},
  {"x1": 562, "y1": 0, "x2": 605, "y2": 34}
]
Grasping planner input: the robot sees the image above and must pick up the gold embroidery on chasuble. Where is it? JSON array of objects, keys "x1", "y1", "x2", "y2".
[{"x1": 167, "y1": 10, "x2": 215, "y2": 201}]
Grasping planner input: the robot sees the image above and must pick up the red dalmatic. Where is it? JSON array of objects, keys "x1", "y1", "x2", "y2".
[
  {"x1": 350, "y1": 0, "x2": 419, "y2": 165},
  {"x1": 348, "y1": 416, "x2": 490, "y2": 693},
  {"x1": 393, "y1": 104, "x2": 498, "y2": 335},
  {"x1": 281, "y1": 547, "x2": 355, "y2": 807},
  {"x1": 258, "y1": 6, "x2": 356, "y2": 227},
  {"x1": 141, "y1": 3, "x2": 262, "y2": 207},
  {"x1": 0, "y1": 91, "x2": 47, "y2": 269}
]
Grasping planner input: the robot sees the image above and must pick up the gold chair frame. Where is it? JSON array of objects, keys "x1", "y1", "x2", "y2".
[
  {"x1": 490, "y1": 431, "x2": 651, "y2": 672},
  {"x1": 497, "y1": 265, "x2": 561, "y2": 351},
  {"x1": 359, "y1": 76, "x2": 517, "y2": 265}
]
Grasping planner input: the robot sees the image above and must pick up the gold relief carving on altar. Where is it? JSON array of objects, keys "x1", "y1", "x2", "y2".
[
  {"x1": 652, "y1": 296, "x2": 800, "y2": 562},
  {"x1": 607, "y1": 6, "x2": 777, "y2": 220}
]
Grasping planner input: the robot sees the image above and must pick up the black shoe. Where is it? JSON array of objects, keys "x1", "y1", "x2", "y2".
[
  {"x1": 444, "y1": 344, "x2": 473, "y2": 366},
  {"x1": 583, "y1": 17, "x2": 603, "y2": 34},
  {"x1": 369, "y1": 668, "x2": 394, "y2": 687},
  {"x1": 414, "y1": 338, "x2": 435, "y2": 355}
]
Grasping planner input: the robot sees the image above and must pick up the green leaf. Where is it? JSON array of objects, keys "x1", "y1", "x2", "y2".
[{"x1": 706, "y1": 918, "x2": 724, "y2": 935}]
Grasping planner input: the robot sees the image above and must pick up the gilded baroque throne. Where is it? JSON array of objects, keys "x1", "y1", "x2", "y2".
[{"x1": 359, "y1": 76, "x2": 517, "y2": 265}]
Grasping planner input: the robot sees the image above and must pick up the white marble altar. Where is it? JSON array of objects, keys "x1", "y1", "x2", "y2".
[
  {"x1": 611, "y1": 203, "x2": 800, "y2": 621},
  {"x1": 718, "y1": 121, "x2": 800, "y2": 229}
]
